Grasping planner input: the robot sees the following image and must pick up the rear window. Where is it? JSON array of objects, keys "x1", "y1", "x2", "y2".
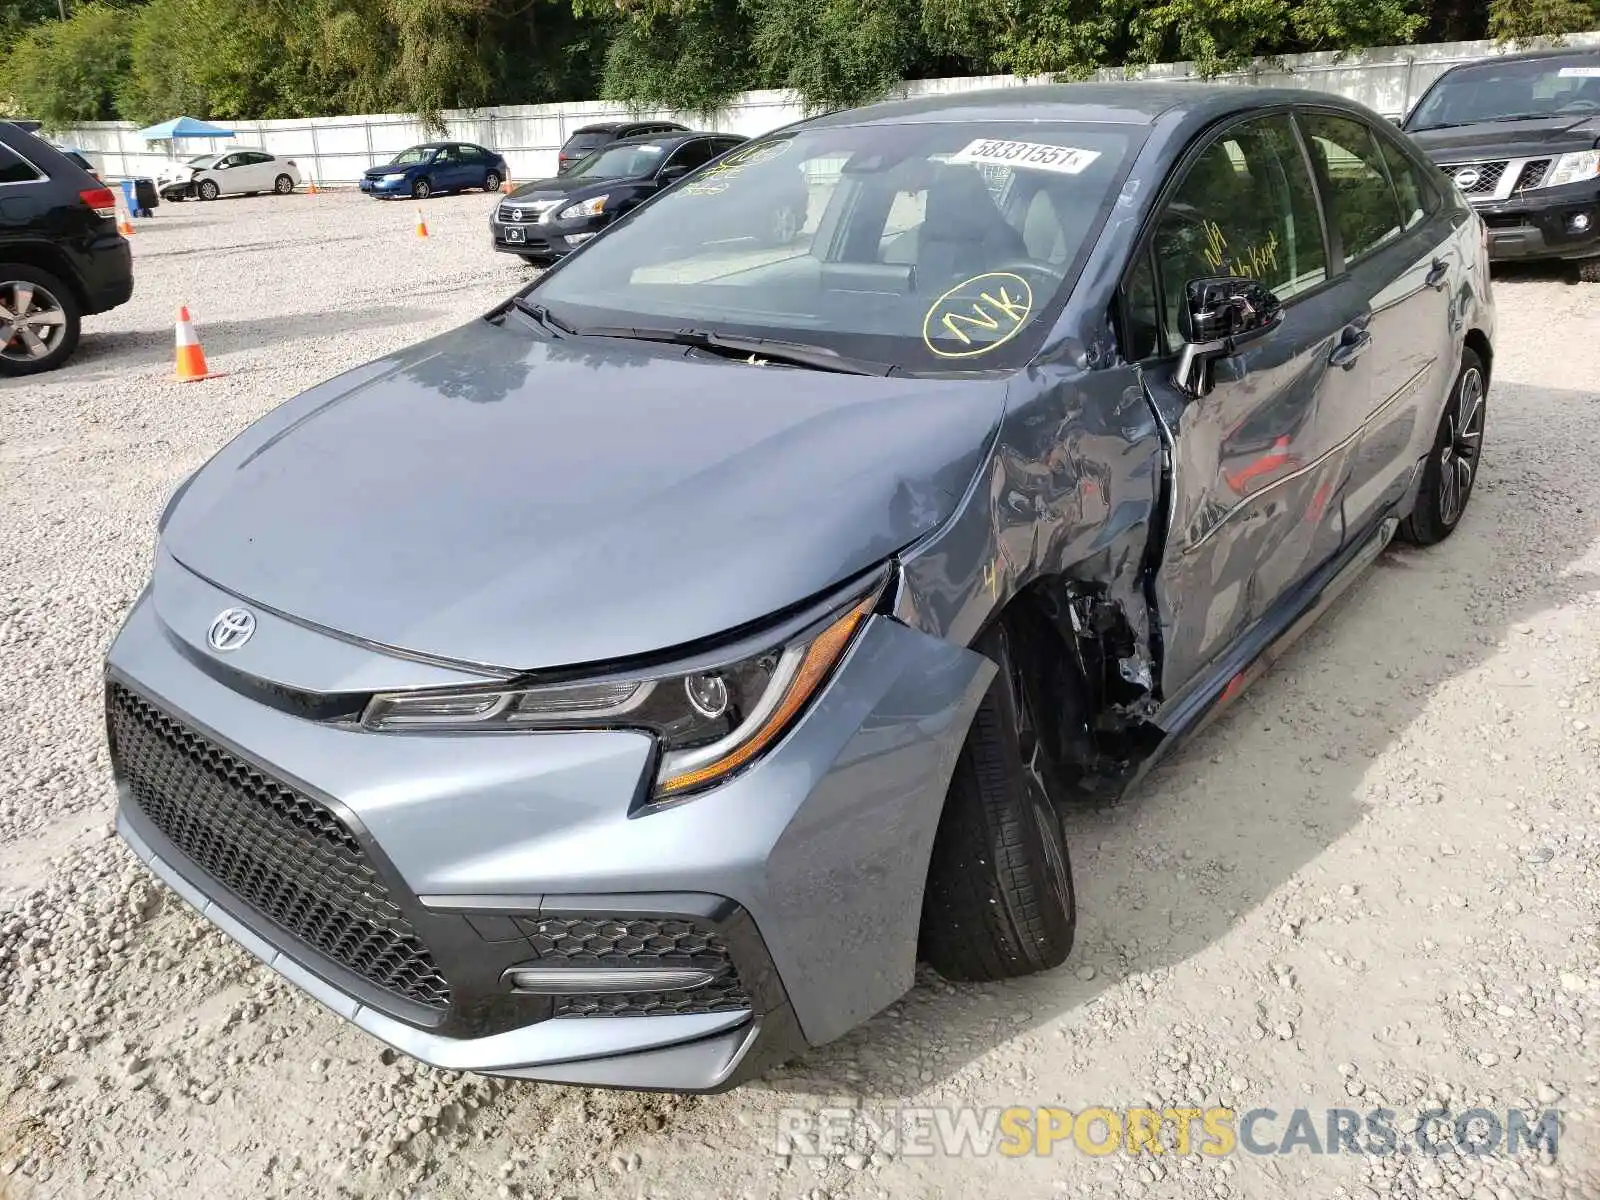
[
  {"x1": 0, "y1": 143, "x2": 42, "y2": 185},
  {"x1": 531, "y1": 120, "x2": 1142, "y2": 376},
  {"x1": 562, "y1": 133, "x2": 609, "y2": 156}
]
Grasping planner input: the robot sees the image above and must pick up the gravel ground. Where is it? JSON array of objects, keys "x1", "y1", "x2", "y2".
[{"x1": 3, "y1": 191, "x2": 1600, "y2": 1200}]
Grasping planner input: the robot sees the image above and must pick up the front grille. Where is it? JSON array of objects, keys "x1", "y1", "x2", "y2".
[
  {"x1": 108, "y1": 684, "x2": 452, "y2": 1011},
  {"x1": 1442, "y1": 160, "x2": 1506, "y2": 195},
  {"x1": 1515, "y1": 159, "x2": 1551, "y2": 192},
  {"x1": 527, "y1": 916, "x2": 751, "y2": 1018}
]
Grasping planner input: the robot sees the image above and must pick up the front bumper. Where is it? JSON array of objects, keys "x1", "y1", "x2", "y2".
[
  {"x1": 105, "y1": 554, "x2": 990, "y2": 1089},
  {"x1": 490, "y1": 215, "x2": 605, "y2": 260},
  {"x1": 359, "y1": 177, "x2": 412, "y2": 196},
  {"x1": 1471, "y1": 182, "x2": 1600, "y2": 262}
]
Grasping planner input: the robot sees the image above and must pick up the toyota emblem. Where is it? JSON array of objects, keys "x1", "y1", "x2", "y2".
[
  {"x1": 207, "y1": 607, "x2": 256, "y2": 652},
  {"x1": 1453, "y1": 167, "x2": 1481, "y2": 190}
]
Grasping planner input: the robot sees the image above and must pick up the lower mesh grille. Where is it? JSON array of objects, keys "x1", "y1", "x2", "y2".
[
  {"x1": 529, "y1": 916, "x2": 752, "y2": 1018},
  {"x1": 108, "y1": 684, "x2": 452, "y2": 1011}
]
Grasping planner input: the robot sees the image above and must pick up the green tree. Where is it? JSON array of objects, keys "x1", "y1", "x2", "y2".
[
  {"x1": 1488, "y1": 0, "x2": 1600, "y2": 43},
  {"x1": 745, "y1": 0, "x2": 923, "y2": 112},
  {"x1": 2, "y1": 2, "x2": 131, "y2": 125}
]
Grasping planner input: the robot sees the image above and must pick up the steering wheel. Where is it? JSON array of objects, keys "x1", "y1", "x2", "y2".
[{"x1": 975, "y1": 258, "x2": 1068, "y2": 294}]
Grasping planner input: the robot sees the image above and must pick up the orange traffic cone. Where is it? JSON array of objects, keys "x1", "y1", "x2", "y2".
[
  {"x1": 173, "y1": 306, "x2": 217, "y2": 382},
  {"x1": 117, "y1": 211, "x2": 135, "y2": 237},
  {"x1": 415, "y1": 209, "x2": 429, "y2": 238},
  {"x1": 500, "y1": 178, "x2": 514, "y2": 195}
]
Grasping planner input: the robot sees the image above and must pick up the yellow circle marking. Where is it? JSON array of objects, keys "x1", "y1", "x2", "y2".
[{"x1": 921, "y1": 271, "x2": 1035, "y2": 359}]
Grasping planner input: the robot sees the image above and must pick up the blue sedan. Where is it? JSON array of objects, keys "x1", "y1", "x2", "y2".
[{"x1": 360, "y1": 142, "x2": 508, "y2": 200}]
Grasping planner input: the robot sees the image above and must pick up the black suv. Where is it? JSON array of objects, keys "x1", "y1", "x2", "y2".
[
  {"x1": 0, "y1": 121, "x2": 133, "y2": 375},
  {"x1": 556, "y1": 119, "x2": 690, "y2": 173},
  {"x1": 1403, "y1": 48, "x2": 1600, "y2": 281}
]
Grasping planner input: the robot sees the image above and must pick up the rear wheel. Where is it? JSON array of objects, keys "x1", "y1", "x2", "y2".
[
  {"x1": 920, "y1": 623, "x2": 1076, "y2": 982},
  {"x1": 274, "y1": 174, "x2": 294, "y2": 194},
  {"x1": 412, "y1": 177, "x2": 432, "y2": 200},
  {"x1": 1399, "y1": 347, "x2": 1486, "y2": 546},
  {"x1": 0, "y1": 266, "x2": 82, "y2": 376},
  {"x1": 484, "y1": 171, "x2": 502, "y2": 193}
]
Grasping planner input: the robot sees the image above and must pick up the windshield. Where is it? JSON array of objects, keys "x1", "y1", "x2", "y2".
[
  {"x1": 561, "y1": 133, "x2": 608, "y2": 156},
  {"x1": 1407, "y1": 56, "x2": 1600, "y2": 130},
  {"x1": 566, "y1": 142, "x2": 667, "y2": 180},
  {"x1": 529, "y1": 121, "x2": 1138, "y2": 375},
  {"x1": 389, "y1": 147, "x2": 435, "y2": 166},
  {"x1": 186, "y1": 154, "x2": 219, "y2": 167}
]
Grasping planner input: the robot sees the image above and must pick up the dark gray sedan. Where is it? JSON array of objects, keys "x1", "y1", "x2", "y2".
[{"x1": 105, "y1": 83, "x2": 1493, "y2": 1092}]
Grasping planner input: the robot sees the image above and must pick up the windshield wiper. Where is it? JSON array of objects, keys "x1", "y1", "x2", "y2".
[
  {"x1": 509, "y1": 296, "x2": 577, "y2": 337},
  {"x1": 564, "y1": 325, "x2": 896, "y2": 376}
]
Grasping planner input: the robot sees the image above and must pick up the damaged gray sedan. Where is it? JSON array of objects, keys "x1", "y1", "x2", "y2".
[{"x1": 105, "y1": 82, "x2": 1494, "y2": 1092}]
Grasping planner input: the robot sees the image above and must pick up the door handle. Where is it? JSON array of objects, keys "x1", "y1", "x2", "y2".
[
  {"x1": 1329, "y1": 328, "x2": 1372, "y2": 370},
  {"x1": 1425, "y1": 259, "x2": 1450, "y2": 290}
]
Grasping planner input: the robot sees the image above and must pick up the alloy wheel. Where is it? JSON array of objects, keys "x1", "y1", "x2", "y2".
[
  {"x1": 1438, "y1": 367, "x2": 1484, "y2": 527},
  {"x1": 485, "y1": 172, "x2": 501, "y2": 192},
  {"x1": 0, "y1": 280, "x2": 68, "y2": 365}
]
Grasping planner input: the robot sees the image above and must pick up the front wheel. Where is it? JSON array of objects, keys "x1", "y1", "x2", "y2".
[
  {"x1": 1399, "y1": 348, "x2": 1486, "y2": 546},
  {"x1": 274, "y1": 174, "x2": 294, "y2": 194},
  {"x1": 411, "y1": 177, "x2": 432, "y2": 200},
  {"x1": 919, "y1": 623, "x2": 1076, "y2": 982},
  {"x1": 197, "y1": 179, "x2": 220, "y2": 201},
  {"x1": 0, "y1": 266, "x2": 82, "y2": 377},
  {"x1": 484, "y1": 171, "x2": 502, "y2": 193}
]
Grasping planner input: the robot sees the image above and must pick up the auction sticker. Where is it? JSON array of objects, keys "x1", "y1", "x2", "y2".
[
  {"x1": 949, "y1": 138, "x2": 1101, "y2": 175},
  {"x1": 921, "y1": 271, "x2": 1035, "y2": 359},
  {"x1": 1558, "y1": 66, "x2": 1600, "y2": 78}
]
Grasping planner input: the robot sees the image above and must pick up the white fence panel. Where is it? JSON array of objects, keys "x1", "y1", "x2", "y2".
[{"x1": 51, "y1": 31, "x2": 1600, "y2": 184}]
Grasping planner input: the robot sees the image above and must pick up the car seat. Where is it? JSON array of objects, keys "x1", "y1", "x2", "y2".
[{"x1": 913, "y1": 163, "x2": 1029, "y2": 287}]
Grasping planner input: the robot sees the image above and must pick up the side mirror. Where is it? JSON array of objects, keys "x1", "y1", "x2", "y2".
[
  {"x1": 1173, "y1": 276, "x2": 1283, "y2": 398},
  {"x1": 659, "y1": 164, "x2": 692, "y2": 184}
]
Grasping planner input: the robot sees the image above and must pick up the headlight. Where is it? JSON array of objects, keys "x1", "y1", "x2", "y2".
[
  {"x1": 382, "y1": 172, "x2": 407, "y2": 183},
  {"x1": 556, "y1": 194, "x2": 607, "y2": 221},
  {"x1": 362, "y1": 579, "x2": 882, "y2": 798},
  {"x1": 1538, "y1": 150, "x2": 1600, "y2": 189}
]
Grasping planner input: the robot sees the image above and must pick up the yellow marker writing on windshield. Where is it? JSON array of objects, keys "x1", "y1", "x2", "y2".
[{"x1": 922, "y1": 272, "x2": 1035, "y2": 359}]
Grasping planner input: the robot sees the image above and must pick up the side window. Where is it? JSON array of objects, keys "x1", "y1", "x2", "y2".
[
  {"x1": 0, "y1": 144, "x2": 41, "y2": 185},
  {"x1": 665, "y1": 139, "x2": 717, "y2": 174},
  {"x1": 458, "y1": 145, "x2": 483, "y2": 161},
  {"x1": 1151, "y1": 114, "x2": 1328, "y2": 344},
  {"x1": 436, "y1": 146, "x2": 458, "y2": 163},
  {"x1": 244, "y1": 152, "x2": 272, "y2": 165},
  {"x1": 1374, "y1": 133, "x2": 1439, "y2": 228},
  {"x1": 1300, "y1": 113, "x2": 1406, "y2": 263},
  {"x1": 1120, "y1": 248, "x2": 1162, "y2": 362}
]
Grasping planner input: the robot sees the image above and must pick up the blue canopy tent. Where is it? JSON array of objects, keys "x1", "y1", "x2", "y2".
[{"x1": 136, "y1": 116, "x2": 236, "y2": 141}]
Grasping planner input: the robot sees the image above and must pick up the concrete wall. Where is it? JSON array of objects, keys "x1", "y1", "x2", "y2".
[{"x1": 55, "y1": 31, "x2": 1600, "y2": 185}]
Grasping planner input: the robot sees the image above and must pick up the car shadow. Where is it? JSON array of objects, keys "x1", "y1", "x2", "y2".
[
  {"x1": 21, "y1": 305, "x2": 437, "y2": 383},
  {"x1": 735, "y1": 379, "x2": 1600, "y2": 1100}
]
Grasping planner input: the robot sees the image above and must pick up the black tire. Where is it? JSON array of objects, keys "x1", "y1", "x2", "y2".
[
  {"x1": 0, "y1": 264, "x2": 82, "y2": 377},
  {"x1": 484, "y1": 171, "x2": 502, "y2": 193},
  {"x1": 412, "y1": 177, "x2": 432, "y2": 200},
  {"x1": 274, "y1": 174, "x2": 294, "y2": 195},
  {"x1": 517, "y1": 254, "x2": 548, "y2": 266},
  {"x1": 1576, "y1": 258, "x2": 1600, "y2": 284},
  {"x1": 920, "y1": 624, "x2": 1076, "y2": 982},
  {"x1": 1399, "y1": 347, "x2": 1486, "y2": 546},
  {"x1": 197, "y1": 179, "x2": 219, "y2": 201}
]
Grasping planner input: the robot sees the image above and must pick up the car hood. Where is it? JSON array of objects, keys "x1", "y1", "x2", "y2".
[
  {"x1": 505, "y1": 175, "x2": 638, "y2": 204},
  {"x1": 365, "y1": 163, "x2": 423, "y2": 178},
  {"x1": 1407, "y1": 114, "x2": 1600, "y2": 162},
  {"x1": 162, "y1": 317, "x2": 1002, "y2": 672}
]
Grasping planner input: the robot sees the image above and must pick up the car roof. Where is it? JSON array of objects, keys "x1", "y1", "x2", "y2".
[
  {"x1": 1440, "y1": 46, "x2": 1599, "y2": 68},
  {"x1": 571, "y1": 120, "x2": 690, "y2": 135},
  {"x1": 804, "y1": 81, "x2": 1377, "y2": 129},
  {"x1": 604, "y1": 131, "x2": 725, "y2": 149}
]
